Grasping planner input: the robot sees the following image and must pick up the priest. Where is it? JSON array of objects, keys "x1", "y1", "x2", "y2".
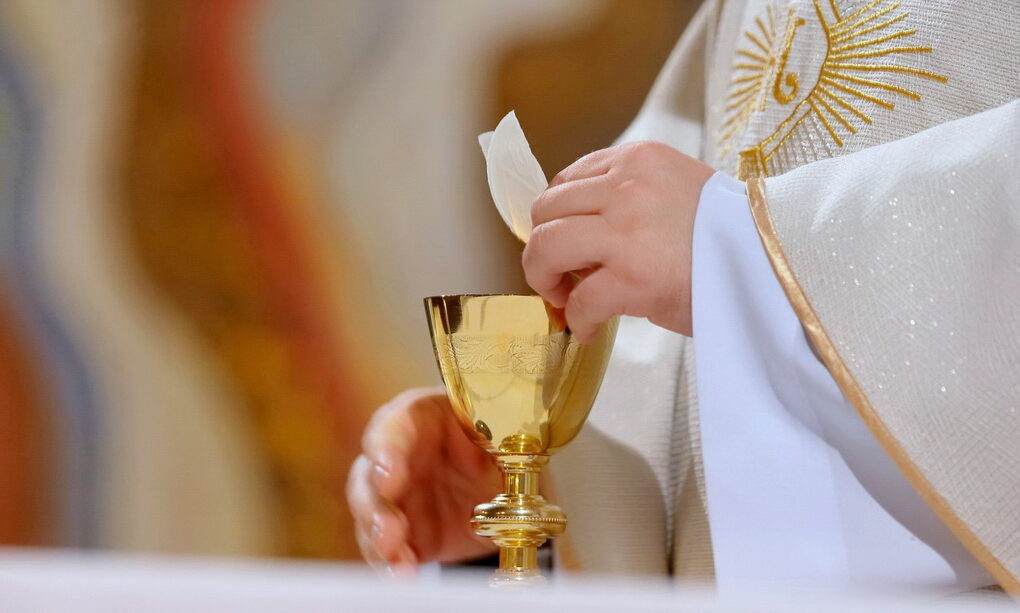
[{"x1": 347, "y1": 0, "x2": 1019, "y2": 598}]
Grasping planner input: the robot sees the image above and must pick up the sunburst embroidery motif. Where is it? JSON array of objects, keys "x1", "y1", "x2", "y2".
[{"x1": 718, "y1": 0, "x2": 948, "y2": 179}]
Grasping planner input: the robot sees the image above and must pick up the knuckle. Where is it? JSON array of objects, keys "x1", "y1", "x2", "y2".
[
  {"x1": 530, "y1": 192, "x2": 549, "y2": 225},
  {"x1": 551, "y1": 163, "x2": 579, "y2": 186},
  {"x1": 525, "y1": 221, "x2": 558, "y2": 261},
  {"x1": 520, "y1": 241, "x2": 539, "y2": 273},
  {"x1": 571, "y1": 150, "x2": 599, "y2": 171},
  {"x1": 553, "y1": 149, "x2": 601, "y2": 185},
  {"x1": 621, "y1": 140, "x2": 650, "y2": 160},
  {"x1": 638, "y1": 140, "x2": 669, "y2": 155},
  {"x1": 528, "y1": 223, "x2": 549, "y2": 252},
  {"x1": 624, "y1": 140, "x2": 668, "y2": 165},
  {"x1": 384, "y1": 387, "x2": 428, "y2": 419},
  {"x1": 362, "y1": 387, "x2": 431, "y2": 450},
  {"x1": 531, "y1": 184, "x2": 568, "y2": 225},
  {"x1": 391, "y1": 386, "x2": 427, "y2": 407},
  {"x1": 364, "y1": 404, "x2": 396, "y2": 446},
  {"x1": 361, "y1": 416, "x2": 380, "y2": 451},
  {"x1": 616, "y1": 141, "x2": 640, "y2": 155}
]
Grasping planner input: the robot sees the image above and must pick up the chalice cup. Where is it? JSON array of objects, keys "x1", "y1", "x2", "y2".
[{"x1": 424, "y1": 294, "x2": 618, "y2": 586}]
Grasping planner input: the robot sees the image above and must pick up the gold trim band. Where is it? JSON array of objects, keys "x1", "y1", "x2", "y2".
[{"x1": 745, "y1": 178, "x2": 1019, "y2": 598}]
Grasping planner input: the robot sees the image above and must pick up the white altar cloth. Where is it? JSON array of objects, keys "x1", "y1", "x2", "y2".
[{"x1": 0, "y1": 548, "x2": 1011, "y2": 612}]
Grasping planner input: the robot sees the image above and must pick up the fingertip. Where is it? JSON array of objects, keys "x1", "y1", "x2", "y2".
[
  {"x1": 375, "y1": 544, "x2": 418, "y2": 580},
  {"x1": 568, "y1": 320, "x2": 597, "y2": 344},
  {"x1": 371, "y1": 509, "x2": 408, "y2": 560},
  {"x1": 394, "y1": 544, "x2": 418, "y2": 569},
  {"x1": 545, "y1": 289, "x2": 568, "y2": 309},
  {"x1": 531, "y1": 273, "x2": 572, "y2": 313}
]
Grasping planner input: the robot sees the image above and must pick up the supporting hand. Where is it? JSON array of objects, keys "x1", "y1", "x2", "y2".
[{"x1": 347, "y1": 387, "x2": 500, "y2": 573}]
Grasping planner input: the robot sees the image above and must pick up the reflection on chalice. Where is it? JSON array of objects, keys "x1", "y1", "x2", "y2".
[{"x1": 424, "y1": 294, "x2": 617, "y2": 586}]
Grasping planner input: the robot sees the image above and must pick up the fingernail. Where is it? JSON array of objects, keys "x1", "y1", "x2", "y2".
[
  {"x1": 371, "y1": 462, "x2": 390, "y2": 487},
  {"x1": 377, "y1": 450, "x2": 397, "y2": 474},
  {"x1": 370, "y1": 512, "x2": 385, "y2": 545}
]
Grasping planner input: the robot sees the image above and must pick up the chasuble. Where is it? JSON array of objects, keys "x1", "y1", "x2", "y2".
[{"x1": 548, "y1": 0, "x2": 1019, "y2": 597}]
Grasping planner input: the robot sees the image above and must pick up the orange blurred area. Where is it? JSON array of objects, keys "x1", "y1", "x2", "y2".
[{"x1": 0, "y1": 0, "x2": 692, "y2": 560}]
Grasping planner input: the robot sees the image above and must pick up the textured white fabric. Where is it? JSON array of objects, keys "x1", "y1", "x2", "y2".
[
  {"x1": 551, "y1": 316, "x2": 685, "y2": 575},
  {"x1": 692, "y1": 171, "x2": 991, "y2": 594},
  {"x1": 763, "y1": 99, "x2": 1020, "y2": 589}
]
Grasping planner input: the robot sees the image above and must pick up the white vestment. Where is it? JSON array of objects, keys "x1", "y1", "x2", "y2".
[
  {"x1": 549, "y1": 0, "x2": 1020, "y2": 598},
  {"x1": 694, "y1": 171, "x2": 990, "y2": 594}
]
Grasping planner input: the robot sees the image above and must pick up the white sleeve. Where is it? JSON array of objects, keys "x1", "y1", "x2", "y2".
[{"x1": 688, "y1": 172, "x2": 992, "y2": 595}]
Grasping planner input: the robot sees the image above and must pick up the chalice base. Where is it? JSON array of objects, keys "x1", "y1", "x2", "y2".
[{"x1": 489, "y1": 567, "x2": 547, "y2": 588}]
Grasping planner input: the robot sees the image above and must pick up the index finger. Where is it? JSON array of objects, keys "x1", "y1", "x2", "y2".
[
  {"x1": 531, "y1": 173, "x2": 613, "y2": 227},
  {"x1": 361, "y1": 387, "x2": 448, "y2": 500}
]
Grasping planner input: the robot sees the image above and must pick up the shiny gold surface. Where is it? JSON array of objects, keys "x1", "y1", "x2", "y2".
[{"x1": 424, "y1": 295, "x2": 617, "y2": 585}]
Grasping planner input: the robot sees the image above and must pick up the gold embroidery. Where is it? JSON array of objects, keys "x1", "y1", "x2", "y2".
[
  {"x1": 718, "y1": 5, "x2": 780, "y2": 157},
  {"x1": 831, "y1": 45, "x2": 932, "y2": 60},
  {"x1": 720, "y1": 0, "x2": 948, "y2": 179},
  {"x1": 827, "y1": 0, "x2": 843, "y2": 21},
  {"x1": 772, "y1": 16, "x2": 807, "y2": 104}
]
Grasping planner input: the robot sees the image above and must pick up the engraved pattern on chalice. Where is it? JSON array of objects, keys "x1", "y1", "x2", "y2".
[{"x1": 425, "y1": 295, "x2": 617, "y2": 586}]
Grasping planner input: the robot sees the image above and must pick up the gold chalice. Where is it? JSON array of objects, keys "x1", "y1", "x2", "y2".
[{"x1": 424, "y1": 294, "x2": 617, "y2": 585}]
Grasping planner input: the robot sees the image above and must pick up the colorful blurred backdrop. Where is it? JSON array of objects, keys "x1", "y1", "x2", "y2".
[{"x1": 0, "y1": 0, "x2": 693, "y2": 560}]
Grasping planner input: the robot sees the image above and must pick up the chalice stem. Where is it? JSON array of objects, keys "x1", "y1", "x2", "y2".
[
  {"x1": 471, "y1": 454, "x2": 566, "y2": 584},
  {"x1": 497, "y1": 457, "x2": 543, "y2": 573},
  {"x1": 500, "y1": 545, "x2": 538, "y2": 573}
]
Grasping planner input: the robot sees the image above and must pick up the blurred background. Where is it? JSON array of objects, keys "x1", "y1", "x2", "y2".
[{"x1": 0, "y1": 0, "x2": 695, "y2": 561}]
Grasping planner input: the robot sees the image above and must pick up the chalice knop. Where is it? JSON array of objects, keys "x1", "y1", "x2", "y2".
[{"x1": 424, "y1": 294, "x2": 617, "y2": 585}]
